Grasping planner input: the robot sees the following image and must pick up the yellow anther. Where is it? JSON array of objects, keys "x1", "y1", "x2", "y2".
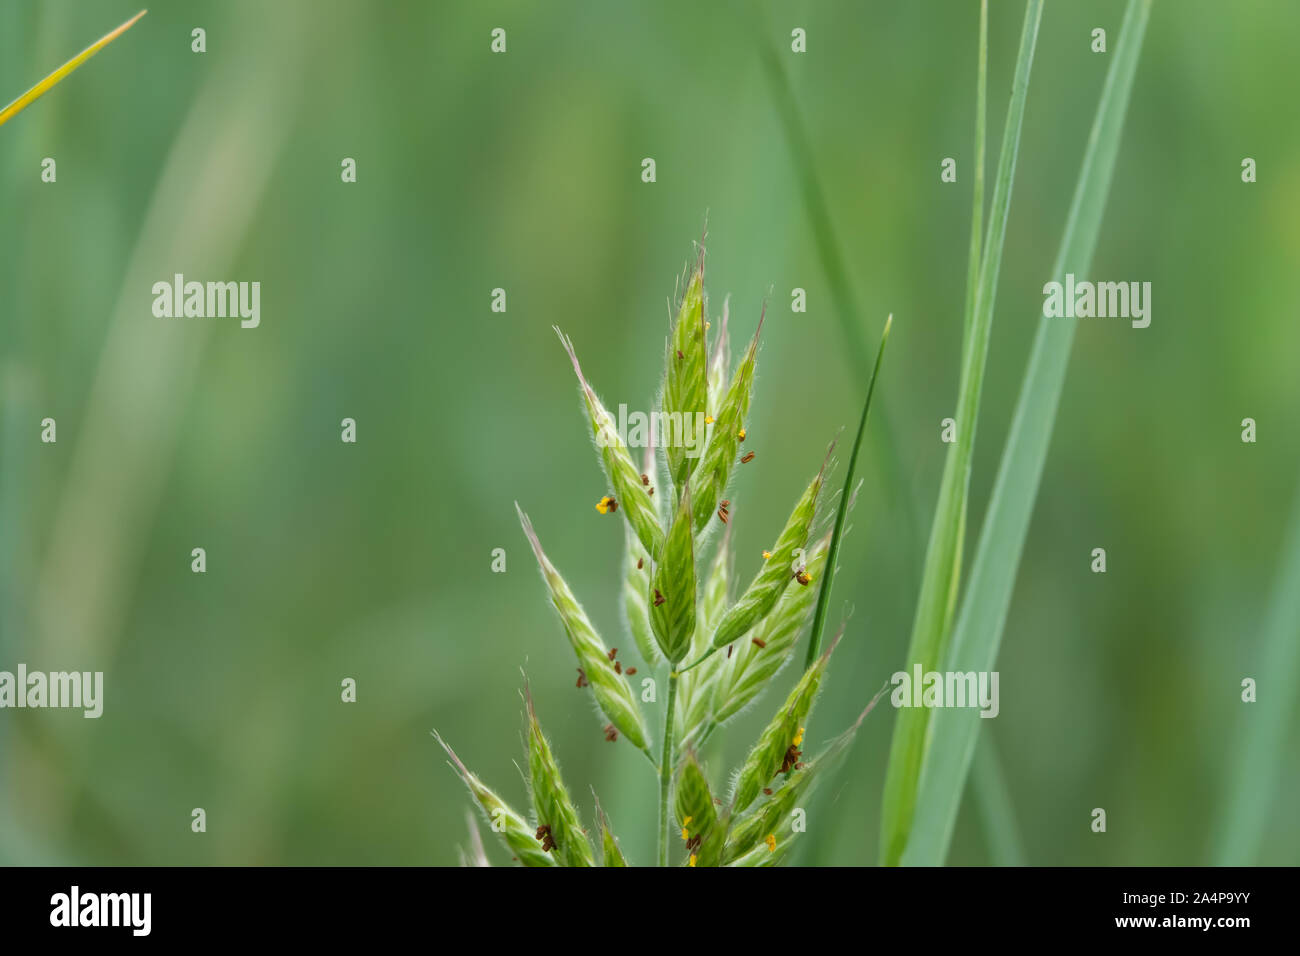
[
  {"x1": 762, "y1": 550, "x2": 773, "y2": 560},
  {"x1": 793, "y1": 726, "x2": 805, "y2": 747},
  {"x1": 705, "y1": 415, "x2": 715, "y2": 425},
  {"x1": 689, "y1": 854, "x2": 697, "y2": 867},
  {"x1": 738, "y1": 428, "x2": 747, "y2": 440},
  {"x1": 596, "y1": 495, "x2": 614, "y2": 515},
  {"x1": 765, "y1": 834, "x2": 776, "y2": 853}
]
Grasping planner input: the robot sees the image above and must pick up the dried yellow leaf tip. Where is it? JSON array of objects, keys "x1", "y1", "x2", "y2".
[{"x1": 0, "y1": 10, "x2": 147, "y2": 130}]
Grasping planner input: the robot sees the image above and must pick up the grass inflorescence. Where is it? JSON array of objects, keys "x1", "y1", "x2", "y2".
[{"x1": 436, "y1": 241, "x2": 891, "y2": 866}]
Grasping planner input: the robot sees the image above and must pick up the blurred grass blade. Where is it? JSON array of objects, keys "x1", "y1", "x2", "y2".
[
  {"x1": 804, "y1": 314, "x2": 891, "y2": 667},
  {"x1": 1214, "y1": 478, "x2": 1300, "y2": 864},
  {"x1": 961, "y1": 0, "x2": 989, "y2": 362},
  {"x1": 903, "y1": 0, "x2": 1153, "y2": 867},
  {"x1": 0, "y1": 10, "x2": 146, "y2": 129},
  {"x1": 880, "y1": 0, "x2": 1043, "y2": 867},
  {"x1": 971, "y1": 734, "x2": 1026, "y2": 866}
]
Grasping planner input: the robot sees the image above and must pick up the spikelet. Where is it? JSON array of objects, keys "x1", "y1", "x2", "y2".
[
  {"x1": 648, "y1": 481, "x2": 697, "y2": 664},
  {"x1": 661, "y1": 256, "x2": 709, "y2": 490},
  {"x1": 516, "y1": 504, "x2": 651, "y2": 751},
  {"x1": 674, "y1": 753, "x2": 723, "y2": 867},
  {"x1": 730, "y1": 637, "x2": 838, "y2": 815},
  {"x1": 433, "y1": 731, "x2": 557, "y2": 867},
  {"x1": 593, "y1": 792, "x2": 629, "y2": 867},
  {"x1": 724, "y1": 687, "x2": 888, "y2": 862},
  {"x1": 692, "y1": 308, "x2": 761, "y2": 532},
  {"x1": 712, "y1": 532, "x2": 831, "y2": 723},
  {"x1": 556, "y1": 329, "x2": 664, "y2": 558},
  {"x1": 710, "y1": 445, "x2": 830, "y2": 650},
  {"x1": 525, "y1": 688, "x2": 595, "y2": 867}
]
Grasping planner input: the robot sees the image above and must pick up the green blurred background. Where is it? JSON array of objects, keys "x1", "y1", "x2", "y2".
[{"x1": 2, "y1": 0, "x2": 1297, "y2": 866}]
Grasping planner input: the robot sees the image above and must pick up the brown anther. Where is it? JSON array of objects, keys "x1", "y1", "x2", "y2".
[
  {"x1": 751, "y1": 637, "x2": 767, "y2": 649},
  {"x1": 614, "y1": 661, "x2": 622, "y2": 674},
  {"x1": 676, "y1": 349, "x2": 684, "y2": 360},
  {"x1": 653, "y1": 589, "x2": 665, "y2": 607},
  {"x1": 763, "y1": 788, "x2": 773, "y2": 796},
  {"x1": 726, "y1": 644, "x2": 734, "y2": 658},
  {"x1": 795, "y1": 570, "x2": 811, "y2": 586},
  {"x1": 741, "y1": 451, "x2": 755, "y2": 464},
  {"x1": 779, "y1": 745, "x2": 803, "y2": 774},
  {"x1": 641, "y1": 473, "x2": 650, "y2": 486},
  {"x1": 637, "y1": 557, "x2": 644, "y2": 570},
  {"x1": 576, "y1": 667, "x2": 588, "y2": 688},
  {"x1": 648, "y1": 486, "x2": 655, "y2": 496},
  {"x1": 608, "y1": 647, "x2": 618, "y2": 661},
  {"x1": 603, "y1": 724, "x2": 619, "y2": 742},
  {"x1": 536, "y1": 824, "x2": 556, "y2": 852},
  {"x1": 625, "y1": 667, "x2": 637, "y2": 676}
]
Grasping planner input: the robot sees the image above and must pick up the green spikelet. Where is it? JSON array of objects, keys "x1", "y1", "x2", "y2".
[
  {"x1": 433, "y1": 731, "x2": 557, "y2": 867},
  {"x1": 593, "y1": 793, "x2": 629, "y2": 867},
  {"x1": 730, "y1": 640, "x2": 836, "y2": 815},
  {"x1": 710, "y1": 448, "x2": 828, "y2": 651},
  {"x1": 675, "y1": 753, "x2": 723, "y2": 867},
  {"x1": 516, "y1": 504, "x2": 651, "y2": 751},
  {"x1": 649, "y1": 481, "x2": 697, "y2": 664},
  {"x1": 677, "y1": 528, "x2": 731, "y2": 742},
  {"x1": 557, "y1": 329, "x2": 664, "y2": 558},
  {"x1": 692, "y1": 309, "x2": 761, "y2": 532},
  {"x1": 525, "y1": 690, "x2": 595, "y2": 867},
  {"x1": 661, "y1": 257, "x2": 708, "y2": 490},
  {"x1": 712, "y1": 532, "x2": 829, "y2": 723},
  {"x1": 724, "y1": 687, "x2": 887, "y2": 862}
]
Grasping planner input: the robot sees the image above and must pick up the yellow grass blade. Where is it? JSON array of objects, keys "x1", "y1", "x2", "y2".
[{"x1": 0, "y1": 9, "x2": 146, "y2": 130}]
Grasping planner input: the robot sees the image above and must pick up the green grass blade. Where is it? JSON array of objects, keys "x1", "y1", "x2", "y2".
[
  {"x1": 879, "y1": 0, "x2": 1043, "y2": 867},
  {"x1": 961, "y1": 0, "x2": 989, "y2": 362},
  {"x1": 1213, "y1": 479, "x2": 1300, "y2": 864},
  {"x1": 804, "y1": 314, "x2": 892, "y2": 667},
  {"x1": 971, "y1": 734, "x2": 1026, "y2": 866},
  {"x1": 902, "y1": 0, "x2": 1153, "y2": 867},
  {"x1": 0, "y1": 10, "x2": 146, "y2": 129}
]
